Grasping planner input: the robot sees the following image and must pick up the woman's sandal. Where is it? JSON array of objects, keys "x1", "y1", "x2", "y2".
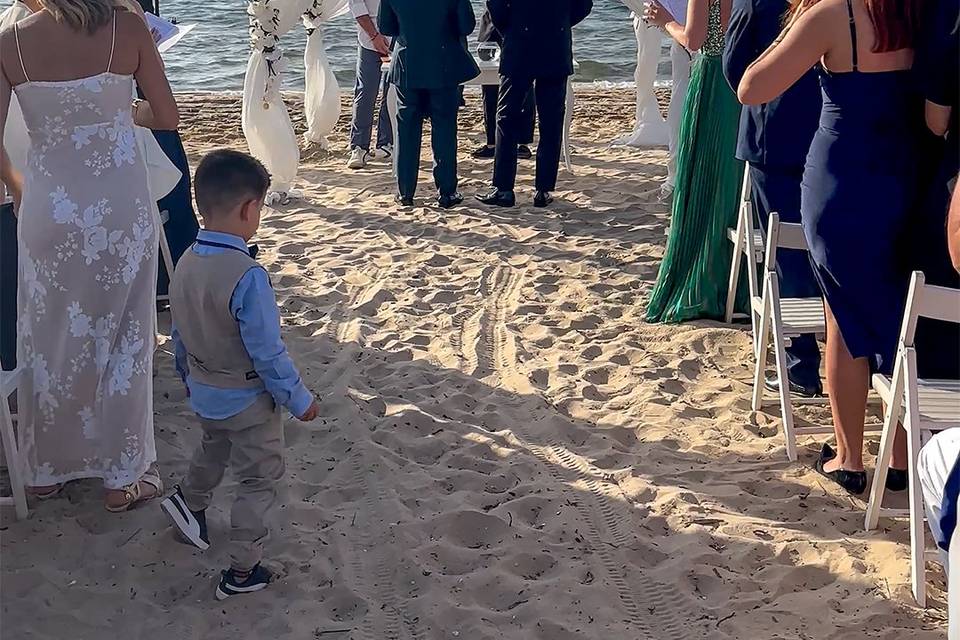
[
  {"x1": 814, "y1": 443, "x2": 867, "y2": 496},
  {"x1": 105, "y1": 466, "x2": 164, "y2": 513},
  {"x1": 29, "y1": 484, "x2": 64, "y2": 500}
]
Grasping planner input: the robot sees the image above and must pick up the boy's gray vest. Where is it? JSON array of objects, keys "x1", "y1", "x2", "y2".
[{"x1": 169, "y1": 247, "x2": 264, "y2": 389}]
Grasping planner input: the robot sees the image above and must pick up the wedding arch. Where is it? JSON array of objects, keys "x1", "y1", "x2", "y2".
[{"x1": 244, "y1": 0, "x2": 349, "y2": 201}]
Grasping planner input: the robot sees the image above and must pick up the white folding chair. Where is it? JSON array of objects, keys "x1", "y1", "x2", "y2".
[
  {"x1": 751, "y1": 213, "x2": 830, "y2": 461},
  {"x1": 157, "y1": 209, "x2": 175, "y2": 306},
  {"x1": 0, "y1": 366, "x2": 29, "y2": 520},
  {"x1": 725, "y1": 168, "x2": 764, "y2": 326},
  {"x1": 864, "y1": 272, "x2": 960, "y2": 608}
]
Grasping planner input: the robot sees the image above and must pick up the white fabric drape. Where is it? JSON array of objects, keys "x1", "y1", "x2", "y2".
[
  {"x1": 612, "y1": 15, "x2": 669, "y2": 147},
  {"x1": 303, "y1": 0, "x2": 348, "y2": 148},
  {"x1": 243, "y1": 0, "x2": 346, "y2": 198}
]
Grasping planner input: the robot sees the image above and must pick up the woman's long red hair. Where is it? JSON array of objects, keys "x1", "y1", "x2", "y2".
[{"x1": 789, "y1": 0, "x2": 922, "y2": 52}]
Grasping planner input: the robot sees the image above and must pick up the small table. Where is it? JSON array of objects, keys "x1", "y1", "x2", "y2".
[{"x1": 385, "y1": 58, "x2": 578, "y2": 177}]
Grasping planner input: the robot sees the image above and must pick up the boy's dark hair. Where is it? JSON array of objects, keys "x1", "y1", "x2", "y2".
[{"x1": 194, "y1": 150, "x2": 271, "y2": 218}]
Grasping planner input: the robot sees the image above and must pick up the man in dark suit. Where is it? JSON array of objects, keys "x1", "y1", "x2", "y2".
[
  {"x1": 724, "y1": 0, "x2": 823, "y2": 397},
  {"x1": 472, "y1": 8, "x2": 535, "y2": 160},
  {"x1": 379, "y1": 0, "x2": 480, "y2": 208},
  {"x1": 478, "y1": 0, "x2": 593, "y2": 208}
]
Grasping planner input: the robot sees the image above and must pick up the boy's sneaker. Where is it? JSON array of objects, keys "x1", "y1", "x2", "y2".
[
  {"x1": 375, "y1": 144, "x2": 393, "y2": 161},
  {"x1": 216, "y1": 564, "x2": 273, "y2": 600},
  {"x1": 347, "y1": 147, "x2": 369, "y2": 169},
  {"x1": 160, "y1": 486, "x2": 210, "y2": 550}
]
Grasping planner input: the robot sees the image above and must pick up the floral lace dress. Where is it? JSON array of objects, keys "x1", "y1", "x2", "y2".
[{"x1": 15, "y1": 70, "x2": 158, "y2": 489}]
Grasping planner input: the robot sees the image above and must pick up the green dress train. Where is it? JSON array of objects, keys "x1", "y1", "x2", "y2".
[{"x1": 645, "y1": 1, "x2": 747, "y2": 324}]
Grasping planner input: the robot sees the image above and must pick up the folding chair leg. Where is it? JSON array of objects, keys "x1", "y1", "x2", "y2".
[
  {"x1": 768, "y1": 280, "x2": 798, "y2": 461},
  {"x1": 904, "y1": 350, "x2": 927, "y2": 608},
  {"x1": 158, "y1": 214, "x2": 175, "y2": 285},
  {"x1": 864, "y1": 362, "x2": 904, "y2": 531},
  {"x1": 752, "y1": 279, "x2": 772, "y2": 412},
  {"x1": 725, "y1": 213, "x2": 746, "y2": 324},
  {"x1": 1, "y1": 388, "x2": 28, "y2": 520}
]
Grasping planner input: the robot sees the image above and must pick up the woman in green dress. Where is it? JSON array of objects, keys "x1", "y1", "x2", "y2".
[{"x1": 643, "y1": 0, "x2": 747, "y2": 323}]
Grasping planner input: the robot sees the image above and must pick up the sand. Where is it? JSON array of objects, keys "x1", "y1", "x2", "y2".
[{"x1": 0, "y1": 89, "x2": 948, "y2": 639}]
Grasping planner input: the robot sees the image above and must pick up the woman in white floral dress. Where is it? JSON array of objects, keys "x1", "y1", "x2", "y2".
[{"x1": 0, "y1": 0, "x2": 178, "y2": 510}]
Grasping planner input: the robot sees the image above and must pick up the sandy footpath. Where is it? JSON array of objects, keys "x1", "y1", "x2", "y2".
[{"x1": 0, "y1": 89, "x2": 947, "y2": 639}]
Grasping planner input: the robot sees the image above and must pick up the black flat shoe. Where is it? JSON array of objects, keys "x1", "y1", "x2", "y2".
[
  {"x1": 472, "y1": 144, "x2": 496, "y2": 159},
  {"x1": 764, "y1": 375, "x2": 824, "y2": 398},
  {"x1": 476, "y1": 189, "x2": 516, "y2": 208},
  {"x1": 534, "y1": 191, "x2": 553, "y2": 208},
  {"x1": 517, "y1": 144, "x2": 533, "y2": 160},
  {"x1": 886, "y1": 468, "x2": 909, "y2": 492},
  {"x1": 395, "y1": 195, "x2": 414, "y2": 207},
  {"x1": 814, "y1": 443, "x2": 867, "y2": 495},
  {"x1": 437, "y1": 192, "x2": 464, "y2": 209}
]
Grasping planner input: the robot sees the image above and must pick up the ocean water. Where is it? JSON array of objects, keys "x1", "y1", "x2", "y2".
[{"x1": 0, "y1": 0, "x2": 667, "y2": 90}]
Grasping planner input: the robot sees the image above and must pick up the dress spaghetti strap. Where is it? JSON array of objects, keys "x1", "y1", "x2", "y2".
[
  {"x1": 845, "y1": 0, "x2": 859, "y2": 71},
  {"x1": 13, "y1": 23, "x2": 31, "y2": 83},
  {"x1": 106, "y1": 11, "x2": 117, "y2": 74}
]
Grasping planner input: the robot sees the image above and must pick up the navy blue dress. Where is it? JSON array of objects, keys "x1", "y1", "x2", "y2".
[{"x1": 801, "y1": 1, "x2": 922, "y2": 375}]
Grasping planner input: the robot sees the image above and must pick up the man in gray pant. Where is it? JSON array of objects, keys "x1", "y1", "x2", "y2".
[{"x1": 347, "y1": 0, "x2": 394, "y2": 169}]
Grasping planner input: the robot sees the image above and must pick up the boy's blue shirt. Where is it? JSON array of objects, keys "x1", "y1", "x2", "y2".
[{"x1": 171, "y1": 230, "x2": 313, "y2": 420}]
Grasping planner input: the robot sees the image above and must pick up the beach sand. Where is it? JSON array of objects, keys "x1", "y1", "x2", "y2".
[{"x1": 1, "y1": 89, "x2": 948, "y2": 639}]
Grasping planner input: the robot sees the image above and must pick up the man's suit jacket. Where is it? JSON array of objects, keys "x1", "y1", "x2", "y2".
[
  {"x1": 379, "y1": 0, "x2": 480, "y2": 90},
  {"x1": 723, "y1": 0, "x2": 821, "y2": 169},
  {"x1": 488, "y1": 0, "x2": 593, "y2": 79}
]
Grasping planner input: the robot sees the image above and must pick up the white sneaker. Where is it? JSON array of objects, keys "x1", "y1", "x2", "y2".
[
  {"x1": 347, "y1": 147, "x2": 369, "y2": 170},
  {"x1": 658, "y1": 182, "x2": 675, "y2": 204},
  {"x1": 375, "y1": 144, "x2": 393, "y2": 161}
]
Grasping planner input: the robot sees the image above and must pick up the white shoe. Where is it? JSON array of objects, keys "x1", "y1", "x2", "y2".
[
  {"x1": 658, "y1": 182, "x2": 675, "y2": 204},
  {"x1": 347, "y1": 147, "x2": 369, "y2": 169},
  {"x1": 375, "y1": 144, "x2": 393, "y2": 161}
]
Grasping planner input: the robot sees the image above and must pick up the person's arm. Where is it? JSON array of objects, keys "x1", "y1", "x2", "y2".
[
  {"x1": 378, "y1": 0, "x2": 399, "y2": 38},
  {"x1": 722, "y1": 0, "x2": 757, "y2": 93},
  {"x1": 127, "y1": 13, "x2": 178, "y2": 130},
  {"x1": 457, "y1": 0, "x2": 477, "y2": 37},
  {"x1": 0, "y1": 42, "x2": 18, "y2": 213},
  {"x1": 232, "y1": 267, "x2": 316, "y2": 419},
  {"x1": 570, "y1": 0, "x2": 593, "y2": 26},
  {"x1": 643, "y1": 0, "x2": 710, "y2": 51},
  {"x1": 949, "y1": 177, "x2": 960, "y2": 273},
  {"x1": 927, "y1": 101, "x2": 952, "y2": 137},
  {"x1": 738, "y1": 2, "x2": 830, "y2": 105},
  {"x1": 487, "y1": 0, "x2": 509, "y2": 32}
]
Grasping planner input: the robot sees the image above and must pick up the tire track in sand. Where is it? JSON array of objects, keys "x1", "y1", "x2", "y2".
[
  {"x1": 508, "y1": 430, "x2": 693, "y2": 640},
  {"x1": 344, "y1": 445, "x2": 426, "y2": 640},
  {"x1": 460, "y1": 264, "x2": 525, "y2": 382}
]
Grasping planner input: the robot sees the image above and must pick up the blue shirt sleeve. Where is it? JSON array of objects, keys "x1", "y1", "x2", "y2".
[{"x1": 231, "y1": 267, "x2": 314, "y2": 418}]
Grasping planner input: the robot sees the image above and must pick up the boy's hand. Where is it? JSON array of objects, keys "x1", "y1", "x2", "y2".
[{"x1": 297, "y1": 399, "x2": 320, "y2": 422}]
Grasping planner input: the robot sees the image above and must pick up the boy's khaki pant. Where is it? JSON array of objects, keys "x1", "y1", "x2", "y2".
[{"x1": 181, "y1": 393, "x2": 284, "y2": 571}]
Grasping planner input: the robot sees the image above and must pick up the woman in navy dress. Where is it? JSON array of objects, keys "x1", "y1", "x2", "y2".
[
  {"x1": 739, "y1": 0, "x2": 923, "y2": 493},
  {"x1": 135, "y1": 0, "x2": 198, "y2": 296}
]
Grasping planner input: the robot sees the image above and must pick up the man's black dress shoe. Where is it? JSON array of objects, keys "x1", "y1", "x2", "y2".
[
  {"x1": 438, "y1": 192, "x2": 464, "y2": 209},
  {"x1": 395, "y1": 195, "x2": 414, "y2": 207},
  {"x1": 533, "y1": 191, "x2": 553, "y2": 208},
  {"x1": 815, "y1": 443, "x2": 867, "y2": 495},
  {"x1": 764, "y1": 374, "x2": 823, "y2": 398},
  {"x1": 476, "y1": 189, "x2": 516, "y2": 208},
  {"x1": 472, "y1": 144, "x2": 496, "y2": 159},
  {"x1": 517, "y1": 144, "x2": 533, "y2": 160}
]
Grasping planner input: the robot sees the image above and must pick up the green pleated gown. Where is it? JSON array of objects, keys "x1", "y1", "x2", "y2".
[{"x1": 646, "y1": 6, "x2": 747, "y2": 324}]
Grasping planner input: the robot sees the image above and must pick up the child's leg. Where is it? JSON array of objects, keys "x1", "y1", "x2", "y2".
[
  {"x1": 227, "y1": 398, "x2": 285, "y2": 572},
  {"x1": 181, "y1": 423, "x2": 232, "y2": 512}
]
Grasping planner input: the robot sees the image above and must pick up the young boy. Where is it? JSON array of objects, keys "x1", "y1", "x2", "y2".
[{"x1": 161, "y1": 150, "x2": 319, "y2": 600}]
